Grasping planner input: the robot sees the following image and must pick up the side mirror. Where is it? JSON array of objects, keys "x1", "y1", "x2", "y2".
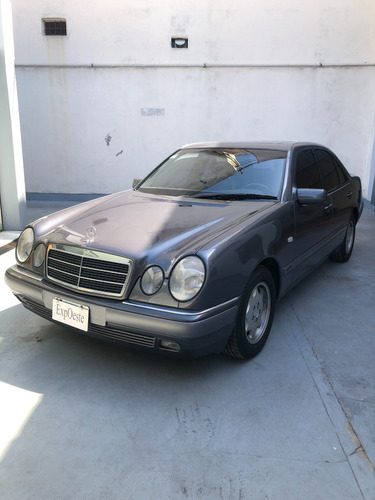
[
  {"x1": 297, "y1": 188, "x2": 327, "y2": 205},
  {"x1": 132, "y1": 178, "x2": 142, "y2": 189}
]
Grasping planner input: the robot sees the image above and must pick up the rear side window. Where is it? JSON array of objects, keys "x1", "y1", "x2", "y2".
[
  {"x1": 333, "y1": 158, "x2": 348, "y2": 185},
  {"x1": 314, "y1": 149, "x2": 340, "y2": 192},
  {"x1": 295, "y1": 149, "x2": 321, "y2": 189}
]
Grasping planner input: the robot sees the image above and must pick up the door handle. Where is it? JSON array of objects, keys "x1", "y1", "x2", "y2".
[
  {"x1": 324, "y1": 203, "x2": 333, "y2": 215},
  {"x1": 347, "y1": 191, "x2": 353, "y2": 199}
]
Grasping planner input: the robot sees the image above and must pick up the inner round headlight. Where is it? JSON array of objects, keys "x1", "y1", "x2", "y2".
[
  {"x1": 169, "y1": 256, "x2": 205, "y2": 302},
  {"x1": 16, "y1": 227, "x2": 34, "y2": 263},
  {"x1": 33, "y1": 243, "x2": 46, "y2": 268},
  {"x1": 141, "y1": 266, "x2": 164, "y2": 295}
]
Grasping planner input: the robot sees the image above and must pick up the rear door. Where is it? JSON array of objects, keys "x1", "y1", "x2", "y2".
[
  {"x1": 291, "y1": 148, "x2": 335, "y2": 280},
  {"x1": 313, "y1": 148, "x2": 352, "y2": 236}
]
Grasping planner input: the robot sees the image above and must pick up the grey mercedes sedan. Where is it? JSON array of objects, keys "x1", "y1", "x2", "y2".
[{"x1": 5, "y1": 142, "x2": 363, "y2": 359}]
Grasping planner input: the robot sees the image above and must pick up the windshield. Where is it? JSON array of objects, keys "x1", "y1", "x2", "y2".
[{"x1": 137, "y1": 148, "x2": 287, "y2": 200}]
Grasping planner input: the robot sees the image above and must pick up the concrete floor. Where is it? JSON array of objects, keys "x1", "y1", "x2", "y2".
[{"x1": 0, "y1": 202, "x2": 374, "y2": 499}]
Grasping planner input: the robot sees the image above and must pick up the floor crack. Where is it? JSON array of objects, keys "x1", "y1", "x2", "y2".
[
  {"x1": 345, "y1": 415, "x2": 375, "y2": 472},
  {"x1": 289, "y1": 300, "x2": 375, "y2": 498}
]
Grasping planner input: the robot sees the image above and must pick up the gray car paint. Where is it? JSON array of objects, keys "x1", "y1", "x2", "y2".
[{"x1": 5, "y1": 141, "x2": 363, "y2": 357}]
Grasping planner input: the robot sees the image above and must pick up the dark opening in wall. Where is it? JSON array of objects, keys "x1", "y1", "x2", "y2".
[
  {"x1": 171, "y1": 37, "x2": 188, "y2": 49},
  {"x1": 43, "y1": 19, "x2": 67, "y2": 36}
]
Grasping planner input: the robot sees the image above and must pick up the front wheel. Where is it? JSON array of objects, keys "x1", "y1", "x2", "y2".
[
  {"x1": 223, "y1": 266, "x2": 276, "y2": 359},
  {"x1": 330, "y1": 214, "x2": 356, "y2": 263}
]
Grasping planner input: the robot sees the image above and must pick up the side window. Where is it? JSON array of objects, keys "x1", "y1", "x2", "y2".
[
  {"x1": 295, "y1": 149, "x2": 321, "y2": 189},
  {"x1": 314, "y1": 149, "x2": 340, "y2": 192},
  {"x1": 333, "y1": 158, "x2": 348, "y2": 186}
]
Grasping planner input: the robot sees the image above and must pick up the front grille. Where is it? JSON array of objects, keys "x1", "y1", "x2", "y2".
[
  {"x1": 18, "y1": 296, "x2": 156, "y2": 350},
  {"x1": 46, "y1": 245, "x2": 132, "y2": 298}
]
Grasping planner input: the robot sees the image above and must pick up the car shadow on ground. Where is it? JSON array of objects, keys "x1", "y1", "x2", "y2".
[{"x1": 1, "y1": 210, "x2": 374, "y2": 498}]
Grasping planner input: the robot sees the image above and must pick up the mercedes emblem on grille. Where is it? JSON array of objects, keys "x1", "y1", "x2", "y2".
[{"x1": 82, "y1": 225, "x2": 96, "y2": 244}]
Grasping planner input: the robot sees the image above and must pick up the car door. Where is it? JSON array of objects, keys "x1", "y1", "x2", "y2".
[
  {"x1": 291, "y1": 148, "x2": 335, "y2": 281},
  {"x1": 313, "y1": 148, "x2": 353, "y2": 238}
]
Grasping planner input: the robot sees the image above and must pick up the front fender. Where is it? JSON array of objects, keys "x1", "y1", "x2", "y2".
[{"x1": 189, "y1": 202, "x2": 295, "y2": 310}]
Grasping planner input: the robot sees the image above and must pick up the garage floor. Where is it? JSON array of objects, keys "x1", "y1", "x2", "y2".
[{"x1": 0, "y1": 202, "x2": 374, "y2": 499}]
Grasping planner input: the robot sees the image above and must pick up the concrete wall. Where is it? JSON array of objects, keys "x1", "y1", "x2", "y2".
[
  {"x1": 11, "y1": 0, "x2": 375, "y2": 200},
  {"x1": 0, "y1": 0, "x2": 26, "y2": 230}
]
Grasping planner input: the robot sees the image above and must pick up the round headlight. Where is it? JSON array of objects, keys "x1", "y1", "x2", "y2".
[
  {"x1": 33, "y1": 243, "x2": 46, "y2": 268},
  {"x1": 16, "y1": 227, "x2": 34, "y2": 263},
  {"x1": 141, "y1": 266, "x2": 164, "y2": 295},
  {"x1": 169, "y1": 256, "x2": 205, "y2": 302}
]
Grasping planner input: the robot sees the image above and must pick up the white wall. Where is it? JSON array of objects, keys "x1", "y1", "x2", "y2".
[
  {"x1": 0, "y1": 0, "x2": 26, "y2": 230},
  {"x1": 11, "y1": 0, "x2": 375, "y2": 200}
]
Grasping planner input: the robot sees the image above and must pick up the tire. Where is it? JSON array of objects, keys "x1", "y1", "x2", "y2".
[
  {"x1": 330, "y1": 214, "x2": 356, "y2": 263},
  {"x1": 223, "y1": 266, "x2": 276, "y2": 359}
]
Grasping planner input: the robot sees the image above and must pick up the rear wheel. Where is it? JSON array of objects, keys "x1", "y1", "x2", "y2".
[
  {"x1": 330, "y1": 214, "x2": 356, "y2": 263},
  {"x1": 223, "y1": 266, "x2": 276, "y2": 359}
]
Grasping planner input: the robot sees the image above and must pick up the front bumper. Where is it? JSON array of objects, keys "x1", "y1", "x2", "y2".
[{"x1": 5, "y1": 265, "x2": 238, "y2": 358}]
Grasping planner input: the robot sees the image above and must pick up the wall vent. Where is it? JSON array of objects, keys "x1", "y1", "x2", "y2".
[
  {"x1": 171, "y1": 37, "x2": 188, "y2": 49},
  {"x1": 43, "y1": 19, "x2": 67, "y2": 36}
]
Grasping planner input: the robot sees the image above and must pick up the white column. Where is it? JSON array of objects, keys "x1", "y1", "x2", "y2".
[{"x1": 0, "y1": 0, "x2": 26, "y2": 230}]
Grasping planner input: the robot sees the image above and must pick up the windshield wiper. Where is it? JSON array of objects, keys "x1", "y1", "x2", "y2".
[{"x1": 193, "y1": 193, "x2": 278, "y2": 201}]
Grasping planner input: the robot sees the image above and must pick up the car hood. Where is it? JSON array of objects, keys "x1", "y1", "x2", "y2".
[{"x1": 34, "y1": 190, "x2": 274, "y2": 262}]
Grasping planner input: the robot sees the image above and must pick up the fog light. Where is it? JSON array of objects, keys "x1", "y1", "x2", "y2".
[{"x1": 160, "y1": 340, "x2": 181, "y2": 352}]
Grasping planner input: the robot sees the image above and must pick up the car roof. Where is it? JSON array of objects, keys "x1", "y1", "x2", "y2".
[{"x1": 181, "y1": 141, "x2": 322, "y2": 152}]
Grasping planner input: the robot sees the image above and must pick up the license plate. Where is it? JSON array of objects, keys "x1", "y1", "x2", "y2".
[{"x1": 52, "y1": 298, "x2": 89, "y2": 332}]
